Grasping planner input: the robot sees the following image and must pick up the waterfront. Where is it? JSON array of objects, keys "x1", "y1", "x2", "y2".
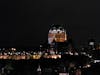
[{"x1": 0, "y1": 54, "x2": 98, "y2": 75}]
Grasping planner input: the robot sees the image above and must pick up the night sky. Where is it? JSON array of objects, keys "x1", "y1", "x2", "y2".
[{"x1": 0, "y1": 0, "x2": 100, "y2": 47}]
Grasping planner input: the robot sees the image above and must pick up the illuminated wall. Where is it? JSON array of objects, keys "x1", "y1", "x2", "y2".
[{"x1": 48, "y1": 26, "x2": 67, "y2": 44}]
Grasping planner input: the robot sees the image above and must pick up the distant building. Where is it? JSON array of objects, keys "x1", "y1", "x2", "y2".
[
  {"x1": 48, "y1": 25, "x2": 67, "y2": 45},
  {"x1": 88, "y1": 39, "x2": 96, "y2": 50},
  {"x1": 47, "y1": 24, "x2": 75, "y2": 52}
]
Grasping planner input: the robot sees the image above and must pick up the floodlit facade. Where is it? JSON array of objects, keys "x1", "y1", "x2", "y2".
[{"x1": 48, "y1": 25, "x2": 67, "y2": 44}]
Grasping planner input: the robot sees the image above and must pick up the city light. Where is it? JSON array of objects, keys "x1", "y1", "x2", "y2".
[{"x1": 0, "y1": 24, "x2": 99, "y2": 75}]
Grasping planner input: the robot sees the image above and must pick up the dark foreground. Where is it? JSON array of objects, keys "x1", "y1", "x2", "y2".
[{"x1": 0, "y1": 55, "x2": 100, "y2": 75}]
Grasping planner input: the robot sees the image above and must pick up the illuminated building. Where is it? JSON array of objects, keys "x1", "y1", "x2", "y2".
[
  {"x1": 48, "y1": 25, "x2": 67, "y2": 45},
  {"x1": 48, "y1": 24, "x2": 75, "y2": 53},
  {"x1": 88, "y1": 39, "x2": 96, "y2": 50}
]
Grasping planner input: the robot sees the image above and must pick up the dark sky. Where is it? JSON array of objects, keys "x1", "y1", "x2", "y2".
[{"x1": 0, "y1": 0, "x2": 100, "y2": 47}]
